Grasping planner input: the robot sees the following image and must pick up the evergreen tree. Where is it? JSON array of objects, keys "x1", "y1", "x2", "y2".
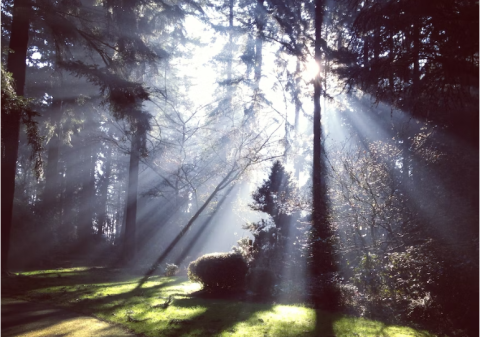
[{"x1": 247, "y1": 161, "x2": 302, "y2": 274}]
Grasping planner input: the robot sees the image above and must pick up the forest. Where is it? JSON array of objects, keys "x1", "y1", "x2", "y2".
[{"x1": 1, "y1": 0, "x2": 478, "y2": 336}]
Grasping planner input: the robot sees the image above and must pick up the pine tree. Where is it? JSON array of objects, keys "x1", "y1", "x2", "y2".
[{"x1": 248, "y1": 161, "x2": 301, "y2": 272}]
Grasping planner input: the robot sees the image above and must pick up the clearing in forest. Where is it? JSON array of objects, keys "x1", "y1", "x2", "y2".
[{"x1": 1, "y1": 267, "x2": 436, "y2": 337}]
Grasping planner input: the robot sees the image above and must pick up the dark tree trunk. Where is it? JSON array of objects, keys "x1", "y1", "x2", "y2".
[
  {"x1": 1, "y1": 0, "x2": 30, "y2": 272},
  {"x1": 123, "y1": 132, "x2": 140, "y2": 262},
  {"x1": 311, "y1": 0, "x2": 336, "y2": 279},
  {"x1": 97, "y1": 144, "x2": 112, "y2": 237},
  {"x1": 312, "y1": 0, "x2": 325, "y2": 268}
]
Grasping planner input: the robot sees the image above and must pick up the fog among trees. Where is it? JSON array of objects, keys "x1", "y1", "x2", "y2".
[{"x1": 2, "y1": 0, "x2": 478, "y2": 335}]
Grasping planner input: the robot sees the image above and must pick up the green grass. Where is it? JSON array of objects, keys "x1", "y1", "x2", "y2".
[{"x1": 2, "y1": 267, "x2": 437, "y2": 337}]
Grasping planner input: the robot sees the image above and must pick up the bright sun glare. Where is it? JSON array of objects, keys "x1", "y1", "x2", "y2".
[{"x1": 303, "y1": 58, "x2": 320, "y2": 80}]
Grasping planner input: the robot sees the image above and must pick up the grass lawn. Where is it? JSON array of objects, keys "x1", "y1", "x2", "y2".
[{"x1": 2, "y1": 267, "x2": 436, "y2": 337}]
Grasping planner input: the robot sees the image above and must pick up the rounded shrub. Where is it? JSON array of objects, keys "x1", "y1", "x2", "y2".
[{"x1": 188, "y1": 252, "x2": 248, "y2": 291}]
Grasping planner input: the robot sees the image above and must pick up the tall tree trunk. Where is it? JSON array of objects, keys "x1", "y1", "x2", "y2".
[
  {"x1": 311, "y1": 0, "x2": 336, "y2": 281},
  {"x1": 123, "y1": 131, "x2": 140, "y2": 262},
  {"x1": 97, "y1": 144, "x2": 112, "y2": 237},
  {"x1": 1, "y1": 0, "x2": 30, "y2": 272}
]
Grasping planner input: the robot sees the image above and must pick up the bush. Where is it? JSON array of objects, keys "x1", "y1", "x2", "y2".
[
  {"x1": 188, "y1": 252, "x2": 248, "y2": 291},
  {"x1": 164, "y1": 263, "x2": 179, "y2": 277},
  {"x1": 246, "y1": 268, "x2": 276, "y2": 296}
]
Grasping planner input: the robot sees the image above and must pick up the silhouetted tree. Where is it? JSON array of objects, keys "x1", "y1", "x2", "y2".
[{"x1": 2, "y1": 0, "x2": 33, "y2": 272}]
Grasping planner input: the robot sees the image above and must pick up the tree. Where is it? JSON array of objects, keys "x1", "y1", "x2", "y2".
[
  {"x1": 310, "y1": 0, "x2": 337, "y2": 280},
  {"x1": 247, "y1": 161, "x2": 302, "y2": 273},
  {"x1": 334, "y1": 0, "x2": 478, "y2": 145},
  {"x1": 250, "y1": 161, "x2": 296, "y2": 235},
  {"x1": 2, "y1": 0, "x2": 33, "y2": 272}
]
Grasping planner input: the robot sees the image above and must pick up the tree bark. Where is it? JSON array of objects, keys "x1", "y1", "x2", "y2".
[
  {"x1": 311, "y1": 0, "x2": 335, "y2": 278},
  {"x1": 1, "y1": 0, "x2": 30, "y2": 272}
]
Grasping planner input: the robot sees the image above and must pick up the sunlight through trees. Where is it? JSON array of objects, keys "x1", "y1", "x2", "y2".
[{"x1": 1, "y1": 0, "x2": 477, "y2": 335}]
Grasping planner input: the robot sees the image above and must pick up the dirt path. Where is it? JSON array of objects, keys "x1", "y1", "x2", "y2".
[{"x1": 1, "y1": 298, "x2": 137, "y2": 337}]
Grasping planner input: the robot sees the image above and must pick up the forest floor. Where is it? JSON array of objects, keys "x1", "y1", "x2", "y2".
[
  {"x1": 1, "y1": 297, "x2": 136, "y2": 336},
  {"x1": 1, "y1": 267, "x2": 436, "y2": 337}
]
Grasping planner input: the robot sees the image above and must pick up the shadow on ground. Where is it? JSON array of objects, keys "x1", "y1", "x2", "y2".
[
  {"x1": 1, "y1": 298, "x2": 136, "y2": 337},
  {"x1": 1, "y1": 269, "x2": 341, "y2": 337}
]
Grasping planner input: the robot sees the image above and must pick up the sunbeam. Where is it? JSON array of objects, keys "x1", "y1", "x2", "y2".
[{"x1": 3, "y1": 0, "x2": 477, "y2": 335}]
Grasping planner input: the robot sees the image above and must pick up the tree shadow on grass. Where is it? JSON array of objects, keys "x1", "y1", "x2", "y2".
[
  {"x1": 4, "y1": 270, "x2": 341, "y2": 337},
  {"x1": 144, "y1": 288, "x2": 344, "y2": 337},
  {"x1": 2, "y1": 270, "x2": 186, "y2": 316},
  {"x1": 159, "y1": 294, "x2": 275, "y2": 337}
]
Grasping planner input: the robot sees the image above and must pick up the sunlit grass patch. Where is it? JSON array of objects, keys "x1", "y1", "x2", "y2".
[
  {"x1": 333, "y1": 317, "x2": 434, "y2": 337},
  {"x1": 19, "y1": 267, "x2": 91, "y2": 277},
  {"x1": 5, "y1": 268, "x2": 437, "y2": 337},
  {"x1": 223, "y1": 304, "x2": 319, "y2": 337}
]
